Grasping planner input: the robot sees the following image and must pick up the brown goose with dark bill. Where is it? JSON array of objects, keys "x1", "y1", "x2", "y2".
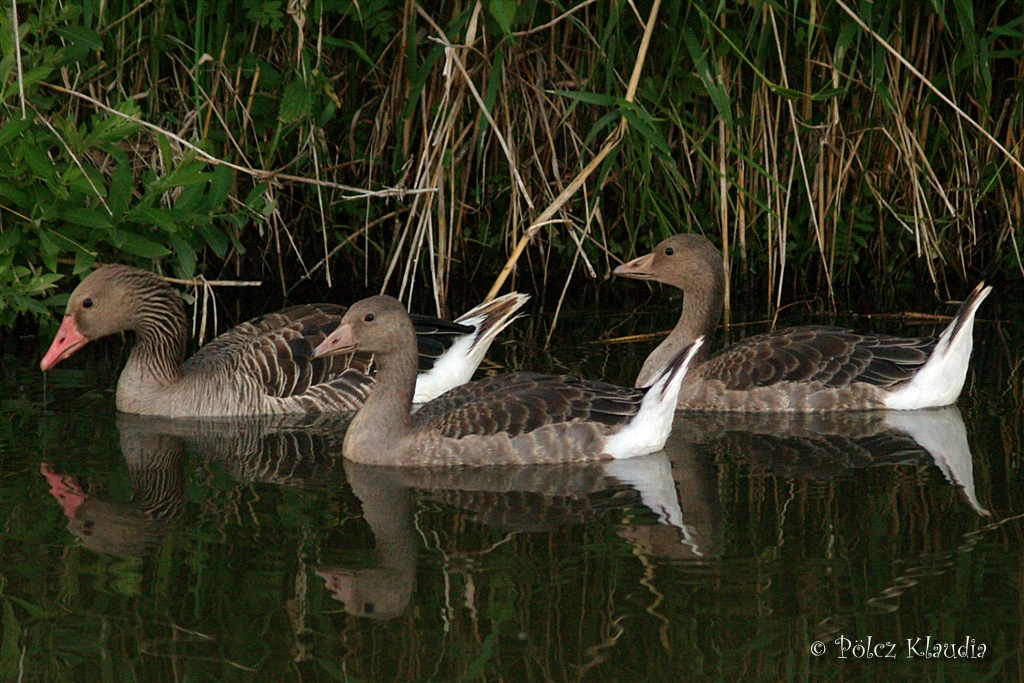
[
  {"x1": 312, "y1": 295, "x2": 703, "y2": 466},
  {"x1": 614, "y1": 234, "x2": 990, "y2": 411}
]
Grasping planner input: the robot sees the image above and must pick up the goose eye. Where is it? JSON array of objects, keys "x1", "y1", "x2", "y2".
[
  {"x1": 363, "y1": 313, "x2": 375, "y2": 322},
  {"x1": 82, "y1": 297, "x2": 94, "y2": 309}
]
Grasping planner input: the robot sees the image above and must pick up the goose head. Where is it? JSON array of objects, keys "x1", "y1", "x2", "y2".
[
  {"x1": 41, "y1": 265, "x2": 173, "y2": 371},
  {"x1": 313, "y1": 295, "x2": 414, "y2": 359},
  {"x1": 613, "y1": 233, "x2": 724, "y2": 295}
]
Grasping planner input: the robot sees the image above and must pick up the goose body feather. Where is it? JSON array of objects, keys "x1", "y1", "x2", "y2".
[{"x1": 614, "y1": 234, "x2": 990, "y2": 412}]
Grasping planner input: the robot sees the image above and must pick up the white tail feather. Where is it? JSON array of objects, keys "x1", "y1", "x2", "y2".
[
  {"x1": 884, "y1": 283, "x2": 991, "y2": 410},
  {"x1": 883, "y1": 407, "x2": 988, "y2": 515},
  {"x1": 413, "y1": 292, "x2": 530, "y2": 403},
  {"x1": 605, "y1": 337, "x2": 704, "y2": 459},
  {"x1": 602, "y1": 454, "x2": 705, "y2": 555}
]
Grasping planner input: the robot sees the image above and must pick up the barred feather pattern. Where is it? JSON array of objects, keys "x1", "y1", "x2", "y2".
[
  {"x1": 117, "y1": 417, "x2": 188, "y2": 522},
  {"x1": 44, "y1": 265, "x2": 520, "y2": 417},
  {"x1": 42, "y1": 414, "x2": 189, "y2": 557},
  {"x1": 412, "y1": 373, "x2": 643, "y2": 438}
]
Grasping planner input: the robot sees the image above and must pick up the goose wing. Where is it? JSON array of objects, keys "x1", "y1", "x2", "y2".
[
  {"x1": 702, "y1": 326, "x2": 937, "y2": 391},
  {"x1": 185, "y1": 304, "x2": 487, "y2": 404},
  {"x1": 412, "y1": 372, "x2": 645, "y2": 438},
  {"x1": 184, "y1": 304, "x2": 375, "y2": 403}
]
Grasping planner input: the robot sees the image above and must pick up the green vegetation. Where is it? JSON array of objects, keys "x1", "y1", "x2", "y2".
[{"x1": 2, "y1": 0, "x2": 1022, "y2": 328}]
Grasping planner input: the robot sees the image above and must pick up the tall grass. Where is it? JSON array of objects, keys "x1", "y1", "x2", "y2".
[{"x1": 2, "y1": 0, "x2": 1022, "y2": 328}]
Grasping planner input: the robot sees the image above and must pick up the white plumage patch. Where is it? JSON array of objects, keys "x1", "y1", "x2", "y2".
[
  {"x1": 413, "y1": 332, "x2": 481, "y2": 403},
  {"x1": 603, "y1": 453, "x2": 683, "y2": 525},
  {"x1": 412, "y1": 292, "x2": 529, "y2": 403},
  {"x1": 604, "y1": 337, "x2": 704, "y2": 459},
  {"x1": 603, "y1": 453, "x2": 704, "y2": 555},
  {"x1": 883, "y1": 285, "x2": 991, "y2": 410}
]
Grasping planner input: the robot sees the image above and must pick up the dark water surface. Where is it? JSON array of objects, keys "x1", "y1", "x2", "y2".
[{"x1": 1, "y1": 297, "x2": 1021, "y2": 682}]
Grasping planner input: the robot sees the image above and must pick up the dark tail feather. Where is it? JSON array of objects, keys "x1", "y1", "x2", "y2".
[{"x1": 943, "y1": 282, "x2": 991, "y2": 347}]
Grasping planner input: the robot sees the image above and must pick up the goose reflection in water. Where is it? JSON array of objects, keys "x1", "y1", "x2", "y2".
[
  {"x1": 40, "y1": 413, "x2": 351, "y2": 557},
  {"x1": 41, "y1": 415, "x2": 188, "y2": 557},
  {"x1": 672, "y1": 404, "x2": 987, "y2": 512},
  {"x1": 39, "y1": 403, "x2": 985, "y2": 618},
  {"x1": 615, "y1": 404, "x2": 988, "y2": 564},
  {"x1": 317, "y1": 404, "x2": 986, "y2": 620},
  {"x1": 318, "y1": 452, "x2": 695, "y2": 620}
]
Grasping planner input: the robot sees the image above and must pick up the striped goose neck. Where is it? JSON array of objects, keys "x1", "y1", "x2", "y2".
[{"x1": 123, "y1": 273, "x2": 188, "y2": 383}]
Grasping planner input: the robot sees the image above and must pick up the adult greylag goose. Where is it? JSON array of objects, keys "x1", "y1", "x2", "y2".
[
  {"x1": 614, "y1": 234, "x2": 991, "y2": 412},
  {"x1": 39, "y1": 265, "x2": 528, "y2": 417},
  {"x1": 311, "y1": 295, "x2": 703, "y2": 466}
]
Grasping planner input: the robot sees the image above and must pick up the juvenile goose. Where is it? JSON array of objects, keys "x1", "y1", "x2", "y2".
[
  {"x1": 311, "y1": 295, "x2": 703, "y2": 466},
  {"x1": 40, "y1": 265, "x2": 528, "y2": 417},
  {"x1": 614, "y1": 234, "x2": 991, "y2": 412}
]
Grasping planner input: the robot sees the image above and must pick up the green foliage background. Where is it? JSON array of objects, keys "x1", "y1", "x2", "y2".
[{"x1": 2, "y1": 0, "x2": 1022, "y2": 327}]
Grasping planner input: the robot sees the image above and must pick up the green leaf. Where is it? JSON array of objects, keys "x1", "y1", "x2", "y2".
[
  {"x1": 3, "y1": 595, "x2": 49, "y2": 620},
  {"x1": 620, "y1": 109, "x2": 672, "y2": 159},
  {"x1": 108, "y1": 162, "x2": 132, "y2": 217},
  {"x1": 581, "y1": 110, "x2": 620, "y2": 149},
  {"x1": 62, "y1": 207, "x2": 111, "y2": 229},
  {"x1": 402, "y1": 45, "x2": 445, "y2": 121},
  {"x1": 316, "y1": 96, "x2": 338, "y2": 127},
  {"x1": 208, "y1": 165, "x2": 233, "y2": 211},
  {"x1": 320, "y1": 38, "x2": 375, "y2": 67},
  {"x1": 127, "y1": 206, "x2": 179, "y2": 233},
  {"x1": 682, "y1": 27, "x2": 733, "y2": 127},
  {"x1": 73, "y1": 249, "x2": 96, "y2": 274},
  {"x1": 169, "y1": 233, "x2": 196, "y2": 278},
  {"x1": 245, "y1": 183, "x2": 271, "y2": 215},
  {"x1": 18, "y1": 141, "x2": 57, "y2": 182},
  {"x1": 279, "y1": 78, "x2": 311, "y2": 123},
  {"x1": 174, "y1": 183, "x2": 206, "y2": 213},
  {"x1": 151, "y1": 159, "x2": 210, "y2": 193},
  {"x1": 0, "y1": 598, "x2": 20, "y2": 680},
  {"x1": 478, "y1": 45, "x2": 504, "y2": 147},
  {"x1": 0, "y1": 184, "x2": 28, "y2": 205},
  {"x1": 807, "y1": 87, "x2": 847, "y2": 101},
  {"x1": 489, "y1": 0, "x2": 517, "y2": 35},
  {"x1": 0, "y1": 229, "x2": 21, "y2": 253},
  {"x1": 0, "y1": 118, "x2": 32, "y2": 147},
  {"x1": 157, "y1": 135, "x2": 173, "y2": 172},
  {"x1": 989, "y1": 24, "x2": 1024, "y2": 39},
  {"x1": 118, "y1": 232, "x2": 172, "y2": 258},
  {"x1": 54, "y1": 25, "x2": 103, "y2": 51},
  {"x1": 18, "y1": 65, "x2": 53, "y2": 92},
  {"x1": 197, "y1": 223, "x2": 229, "y2": 258},
  {"x1": 36, "y1": 231, "x2": 59, "y2": 272},
  {"x1": 61, "y1": 166, "x2": 108, "y2": 197},
  {"x1": 85, "y1": 109, "x2": 140, "y2": 147},
  {"x1": 553, "y1": 90, "x2": 619, "y2": 107}
]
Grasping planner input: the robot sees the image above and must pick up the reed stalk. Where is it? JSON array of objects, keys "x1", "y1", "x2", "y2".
[{"x1": 2, "y1": 0, "x2": 1021, "y2": 329}]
